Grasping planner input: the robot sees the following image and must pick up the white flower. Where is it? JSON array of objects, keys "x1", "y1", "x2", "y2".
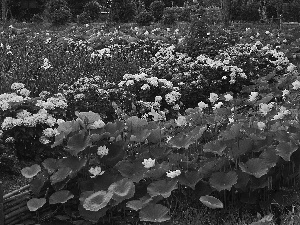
[
  {"x1": 213, "y1": 102, "x2": 223, "y2": 110},
  {"x1": 292, "y1": 80, "x2": 300, "y2": 90},
  {"x1": 259, "y1": 103, "x2": 274, "y2": 116},
  {"x1": 198, "y1": 101, "x2": 208, "y2": 111},
  {"x1": 175, "y1": 115, "x2": 187, "y2": 126},
  {"x1": 18, "y1": 88, "x2": 30, "y2": 97},
  {"x1": 222, "y1": 76, "x2": 227, "y2": 80},
  {"x1": 265, "y1": 31, "x2": 270, "y2": 35},
  {"x1": 224, "y1": 94, "x2": 233, "y2": 101},
  {"x1": 5, "y1": 137, "x2": 15, "y2": 143},
  {"x1": 141, "y1": 84, "x2": 150, "y2": 90},
  {"x1": 90, "y1": 119, "x2": 105, "y2": 129},
  {"x1": 257, "y1": 121, "x2": 266, "y2": 130},
  {"x1": 282, "y1": 89, "x2": 289, "y2": 97},
  {"x1": 166, "y1": 170, "x2": 181, "y2": 178},
  {"x1": 74, "y1": 93, "x2": 85, "y2": 100},
  {"x1": 249, "y1": 92, "x2": 259, "y2": 101},
  {"x1": 89, "y1": 166, "x2": 105, "y2": 178},
  {"x1": 97, "y1": 145, "x2": 109, "y2": 157},
  {"x1": 155, "y1": 96, "x2": 162, "y2": 102},
  {"x1": 40, "y1": 136, "x2": 50, "y2": 144},
  {"x1": 126, "y1": 80, "x2": 134, "y2": 86},
  {"x1": 11, "y1": 83, "x2": 25, "y2": 90},
  {"x1": 56, "y1": 119, "x2": 65, "y2": 125},
  {"x1": 142, "y1": 158, "x2": 155, "y2": 169},
  {"x1": 43, "y1": 128, "x2": 59, "y2": 138},
  {"x1": 228, "y1": 118, "x2": 234, "y2": 123},
  {"x1": 41, "y1": 58, "x2": 52, "y2": 70},
  {"x1": 208, "y1": 93, "x2": 218, "y2": 103}
]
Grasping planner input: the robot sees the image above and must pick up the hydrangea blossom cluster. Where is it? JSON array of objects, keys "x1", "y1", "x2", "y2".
[
  {"x1": 1, "y1": 109, "x2": 58, "y2": 130},
  {"x1": 36, "y1": 96, "x2": 67, "y2": 110},
  {"x1": 97, "y1": 145, "x2": 109, "y2": 157}
]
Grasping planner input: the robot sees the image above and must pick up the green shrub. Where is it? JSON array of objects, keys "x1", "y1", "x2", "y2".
[
  {"x1": 83, "y1": 1, "x2": 102, "y2": 22},
  {"x1": 136, "y1": 11, "x2": 154, "y2": 26},
  {"x1": 110, "y1": 0, "x2": 136, "y2": 23},
  {"x1": 45, "y1": 0, "x2": 72, "y2": 25},
  {"x1": 149, "y1": 1, "x2": 165, "y2": 22},
  {"x1": 77, "y1": 11, "x2": 92, "y2": 24},
  {"x1": 161, "y1": 8, "x2": 177, "y2": 25},
  {"x1": 282, "y1": 2, "x2": 300, "y2": 22}
]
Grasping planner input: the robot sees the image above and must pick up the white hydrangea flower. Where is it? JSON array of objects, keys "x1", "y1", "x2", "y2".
[
  {"x1": 224, "y1": 94, "x2": 233, "y2": 101},
  {"x1": 259, "y1": 103, "x2": 274, "y2": 116},
  {"x1": 155, "y1": 96, "x2": 162, "y2": 102},
  {"x1": 18, "y1": 88, "x2": 30, "y2": 97},
  {"x1": 198, "y1": 101, "x2": 208, "y2": 111},
  {"x1": 292, "y1": 80, "x2": 300, "y2": 90},
  {"x1": 213, "y1": 102, "x2": 223, "y2": 110},
  {"x1": 89, "y1": 166, "x2": 105, "y2": 178},
  {"x1": 5, "y1": 137, "x2": 15, "y2": 143},
  {"x1": 249, "y1": 92, "x2": 259, "y2": 101},
  {"x1": 141, "y1": 84, "x2": 150, "y2": 90},
  {"x1": 40, "y1": 136, "x2": 50, "y2": 144},
  {"x1": 166, "y1": 170, "x2": 181, "y2": 178},
  {"x1": 257, "y1": 121, "x2": 266, "y2": 130},
  {"x1": 282, "y1": 89, "x2": 289, "y2": 97},
  {"x1": 90, "y1": 119, "x2": 105, "y2": 129},
  {"x1": 175, "y1": 115, "x2": 187, "y2": 126},
  {"x1": 56, "y1": 119, "x2": 65, "y2": 125},
  {"x1": 126, "y1": 80, "x2": 134, "y2": 86},
  {"x1": 11, "y1": 83, "x2": 25, "y2": 90},
  {"x1": 16, "y1": 110, "x2": 32, "y2": 119},
  {"x1": 43, "y1": 128, "x2": 59, "y2": 138},
  {"x1": 208, "y1": 93, "x2": 218, "y2": 103},
  {"x1": 142, "y1": 158, "x2": 156, "y2": 169},
  {"x1": 97, "y1": 145, "x2": 109, "y2": 157}
]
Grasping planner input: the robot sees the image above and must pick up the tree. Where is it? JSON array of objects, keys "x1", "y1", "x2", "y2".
[
  {"x1": 2, "y1": 0, "x2": 7, "y2": 21},
  {"x1": 221, "y1": 0, "x2": 231, "y2": 27}
]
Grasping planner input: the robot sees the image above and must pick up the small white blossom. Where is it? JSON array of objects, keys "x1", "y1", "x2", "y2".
[
  {"x1": 141, "y1": 84, "x2": 150, "y2": 90},
  {"x1": 155, "y1": 96, "x2": 162, "y2": 102},
  {"x1": 208, "y1": 93, "x2": 218, "y2": 103},
  {"x1": 142, "y1": 158, "x2": 156, "y2": 169},
  {"x1": 292, "y1": 80, "x2": 300, "y2": 90},
  {"x1": 166, "y1": 170, "x2": 181, "y2": 178},
  {"x1": 89, "y1": 166, "x2": 105, "y2": 178},
  {"x1": 249, "y1": 92, "x2": 259, "y2": 101},
  {"x1": 259, "y1": 103, "x2": 274, "y2": 116},
  {"x1": 198, "y1": 101, "x2": 208, "y2": 111},
  {"x1": 97, "y1": 145, "x2": 109, "y2": 157},
  {"x1": 224, "y1": 94, "x2": 233, "y2": 101},
  {"x1": 213, "y1": 102, "x2": 223, "y2": 110},
  {"x1": 175, "y1": 115, "x2": 187, "y2": 126},
  {"x1": 257, "y1": 121, "x2": 266, "y2": 130},
  {"x1": 90, "y1": 119, "x2": 105, "y2": 129}
]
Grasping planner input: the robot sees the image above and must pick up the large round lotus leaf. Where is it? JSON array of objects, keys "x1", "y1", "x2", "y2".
[
  {"x1": 21, "y1": 164, "x2": 41, "y2": 179},
  {"x1": 126, "y1": 116, "x2": 148, "y2": 133},
  {"x1": 259, "y1": 147, "x2": 279, "y2": 168},
  {"x1": 147, "y1": 179, "x2": 178, "y2": 198},
  {"x1": 49, "y1": 190, "x2": 74, "y2": 204},
  {"x1": 78, "y1": 204, "x2": 108, "y2": 223},
  {"x1": 76, "y1": 111, "x2": 101, "y2": 125},
  {"x1": 139, "y1": 203, "x2": 171, "y2": 222},
  {"x1": 67, "y1": 130, "x2": 90, "y2": 156},
  {"x1": 275, "y1": 141, "x2": 298, "y2": 161},
  {"x1": 168, "y1": 133, "x2": 193, "y2": 149},
  {"x1": 200, "y1": 195, "x2": 223, "y2": 209},
  {"x1": 27, "y1": 198, "x2": 46, "y2": 211},
  {"x1": 177, "y1": 170, "x2": 202, "y2": 190},
  {"x1": 50, "y1": 167, "x2": 72, "y2": 185},
  {"x1": 42, "y1": 158, "x2": 58, "y2": 175},
  {"x1": 203, "y1": 140, "x2": 227, "y2": 156},
  {"x1": 239, "y1": 158, "x2": 269, "y2": 178},
  {"x1": 209, "y1": 171, "x2": 238, "y2": 191},
  {"x1": 108, "y1": 178, "x2": 135, "y2": 203},
  {"x1": 83, "y1": 190, "x2": 113, "y2": 211}
]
